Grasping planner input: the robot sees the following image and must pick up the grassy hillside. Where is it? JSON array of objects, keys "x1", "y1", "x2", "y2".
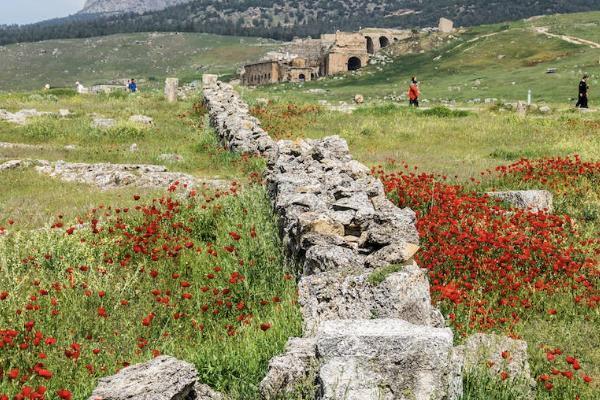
[
  {"x1": 0, "y1": 32, "x2": 278, "y2": 91},
  {"x1": 247, "y1": 12, "x2": 600, "y2": 105},
  {"x1": 2, "y1": 0, "x2": 600, "y2": 44}
]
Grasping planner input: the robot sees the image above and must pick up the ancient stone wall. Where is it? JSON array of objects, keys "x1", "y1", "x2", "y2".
[{"x1": 202, "y1": 76, "x2": 461, "y2": 399}]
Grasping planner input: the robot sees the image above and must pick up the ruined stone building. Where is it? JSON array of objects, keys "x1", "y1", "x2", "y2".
[{"x1": 241, "y1": 28, "x2": 414, "y2": 86}]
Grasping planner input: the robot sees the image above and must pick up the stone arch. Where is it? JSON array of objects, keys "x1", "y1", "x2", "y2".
[
  {"x1": 299, "y1": 74, "x2": 306, "y2": 82},
  {"x1": 348, "y1": 56, "x2": 362, "y2": 71},
  {"x1": 366, "y1": 36, "x2": 374, "y2": 54},
  {"x1": 379, "y1": 36, "x2": 390, "y2": 48}
]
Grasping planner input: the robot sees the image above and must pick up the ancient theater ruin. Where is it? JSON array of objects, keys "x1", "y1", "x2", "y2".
[{"x1": 241, "y1": 28, "x2": 414, "y2": 86}]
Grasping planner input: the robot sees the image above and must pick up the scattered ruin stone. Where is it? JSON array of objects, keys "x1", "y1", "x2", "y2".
[
  {"x1": 515, "y1": 101, "x2": 527, "y2": 116},
  {"x1": 58, "y1": 109, "x2": 72, "y2": 117},
  {"x1": 539, "y1": 105, "x2": 552, "y2": 114},
  {"x1": 202, "y1": 74, "x2": 218, "y2": 87},
  {"x1": 0, "y1": 160, "x2": 30, "y2": 171},
  {"x1": 259, "y1": 338, "x2": 317, "y2": 399},
  {"x1": 0, "y1": 108, "x2": 52, "y2": 125},
  {"x1": 487, "y1": 190, "x2": 553, "y2": 213},
  {"x1": 92, "y1": 118, "x2": 117, "y2": 129},
  {"x1": 316, "y1": 319, "x2": 456, "y2": 400},
  {"x1": 165, "y1": 77, "x2": 179, "y2": 103},
  {"x1": 158, "y1": 153, "x2": 184, "y2": 163},
  {"x1": 439, "y1": 17, "x2": 455, "y2": 33},
  {"x1": 130, "y1": 143, "x2": 139, "y2": 152},
  {"x1": 353, "y1": 94, "x2": 364, "y2": 104},
  {"x1": 0, "y1": 141, "x2": 40, "y2": 150},
  {"x1": 88, "y1": 355, "x2": 224, "y2": 400},
  {"x1": 34, "y1": 160, "x2": 228, "y2": 191},
  {"x1": 456, "y1": 333, "x2": 535, "y2": 388},
  {"x1": 64, "y1": 144, "x2": 77, "y2": 151},
  {"x1": 129, "y1": 115, "x2": 154, "y2": 125}
]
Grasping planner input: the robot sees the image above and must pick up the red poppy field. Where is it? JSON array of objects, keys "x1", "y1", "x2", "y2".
[
  {"x1": 375, "y1": 155, "x2": 599, "y2": 399},
  {"x1": 0, "y1": 184, "x2": 301, "y2": 400}
]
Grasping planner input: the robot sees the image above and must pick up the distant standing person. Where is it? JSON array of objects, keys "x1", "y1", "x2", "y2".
[
  {"x1": 576, "y1": 75, "x2": 589, "y2": 108},
  {"x1": 128, "y1": 78, "x2": 138, "y2": 93},
  {"x1": 408, "y1": 77, "x2": 420, "y2": 107}
]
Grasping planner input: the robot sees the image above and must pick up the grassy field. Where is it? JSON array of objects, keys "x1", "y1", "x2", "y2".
[
  {"x1": 245, "y1": 12, "x2": 600, "y2": 105},
  {"x1": 0, "y1": 32, "x2": 278, "y2": 91},
  {"x1": 0, "y1": 90, "x2": 264, "y2": 229},
  {"x1": 0, "y1": 186, "x2": 301, "y2": 399},
  {"x1": 249, "y1": 102, "x2": 600, "y2": 180}
]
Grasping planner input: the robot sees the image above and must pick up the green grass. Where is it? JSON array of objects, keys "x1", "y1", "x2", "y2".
[
  {"x1": 0, "y1": 32, "x2": 279, "y2": 91},
  {"x1": 0, "y1": 169, "x2": 163, "y2": 230},
  {"x1": 0, "y1": 90, "x2": 266, "y2": 229},
  {"x1": 249, "y1": 102, "x2": 600, "y2": 180},
  {"x1": 0, "y1": 186, "x2": 301, "y2": 399}
]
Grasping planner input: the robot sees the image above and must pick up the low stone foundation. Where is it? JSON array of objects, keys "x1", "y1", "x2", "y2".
[{"x1": 202, "y1": 76, "x2": 460, "y2": 399}]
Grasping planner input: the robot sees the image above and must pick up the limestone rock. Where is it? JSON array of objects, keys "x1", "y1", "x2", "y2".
[
  {"x1": 259, "y1": 338, "x2": 317, "y2": 399},
  {"x1": 35, "y1": 161, "x2": 199, "y2": 190},
  {"x1": 194, "y1": 383, "x2": 225, "y2": 399},
  {"x1": 92, "y1": 118, "x2": 116, "y2": 129},
  {"x1": 353, "y1": 94, "x2": 364, "y2": 104},
  {"x1": 202, "y1": 74, "x2": 218, "y2": 87},
  {"x1": 129, "y1": 115, "x2": 154, "y2": 125},
  {"x1": 165, "y1": 78, "x2": 179, "y2": 103},
  {"x1": 88, "y1": 355, "x2": 197, "y2": 400},
  {"x1": 316, "y1": 319, "x2": 455, "y2": 400},
  {"x1": 438, "y1": 18, "x2": 454, "y2": 33},
  {"x1": 515, "y1": 101, "x2": 527, "y2": 116},
  {"x1": 299, "y1": 262, "x2": 444, "y2": 335},
  {"x1": 487, "y1": 190, "x2": 553, "y2": 213},
  {"x1": 539, "y1": 105, "x2": 551, "y2": 114}
]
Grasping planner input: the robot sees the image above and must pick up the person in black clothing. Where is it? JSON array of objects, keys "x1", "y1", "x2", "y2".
[{"x1": 576, "y1": 75, "x2": 589, "y2": 108}]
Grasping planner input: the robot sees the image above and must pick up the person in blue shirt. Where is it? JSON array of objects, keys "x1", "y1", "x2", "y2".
[{"x1": 128, "y1": 78, "x2": 137, "y2": 93}]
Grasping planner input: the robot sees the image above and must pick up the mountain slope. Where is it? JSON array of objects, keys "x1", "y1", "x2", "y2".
[
  {"x1": 1, "y1": 0, "x2": 600, "y2": 45},
  {"x1": 80, "y1": 0, "x2": 193, "y2": 15}
]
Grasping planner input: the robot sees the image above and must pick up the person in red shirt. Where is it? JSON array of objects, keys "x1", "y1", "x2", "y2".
[{"x1": 408, "y1": 76, "x2": 420, "y2": 107}]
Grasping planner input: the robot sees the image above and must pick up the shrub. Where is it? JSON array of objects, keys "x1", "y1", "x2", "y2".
[
  {"x1": 101, "y1": 124, "x2": 146, "y2": 141},
  {"x1": 21, "y1": 118, "x2": 61, "y2": 140}
]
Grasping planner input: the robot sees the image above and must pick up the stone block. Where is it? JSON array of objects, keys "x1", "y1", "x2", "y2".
[
  {"x1": 487, "y1": 190, "x2": 553, "y2": 213},
  {"x1": 316, "y1": 319, "x2": 455, "y2": 400}
]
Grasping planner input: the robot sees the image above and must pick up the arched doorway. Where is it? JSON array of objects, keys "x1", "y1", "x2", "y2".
[
  {"x1": 299, "y1": 74, "x2": 306, "y2": 82},
  {"x1": 366, "y1": 36, "x2": 374, "y2": 54},
  {"x1": 348, "y1": 57, "x2": 361, "y2": 71},
  {"x1": 379, "y1": 36, "x2": 390, "y2": 48}
]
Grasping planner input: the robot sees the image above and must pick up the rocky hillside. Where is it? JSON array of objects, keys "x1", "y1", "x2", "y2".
[
  {"x1": 1, "y1": 0, "x2": 600, "y2": 45},
  {"x1": 80, "y1": 0, "x2": 193, "y2": 15}
]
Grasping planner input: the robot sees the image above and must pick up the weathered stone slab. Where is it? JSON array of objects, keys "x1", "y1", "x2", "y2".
[
  {"x1": 317, "y1": 319, "x2": 455, "y2": 400},
  {"x1": 487, "y1": 190, "x2": 553, "y2": 213},
  {"x1": 89, "y1": 356, "x2": 197, "y2": 400}
]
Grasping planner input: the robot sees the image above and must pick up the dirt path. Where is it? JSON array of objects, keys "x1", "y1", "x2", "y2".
[{"x1": 532, "y1": 26, "x2": 600, "y2": 49}]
